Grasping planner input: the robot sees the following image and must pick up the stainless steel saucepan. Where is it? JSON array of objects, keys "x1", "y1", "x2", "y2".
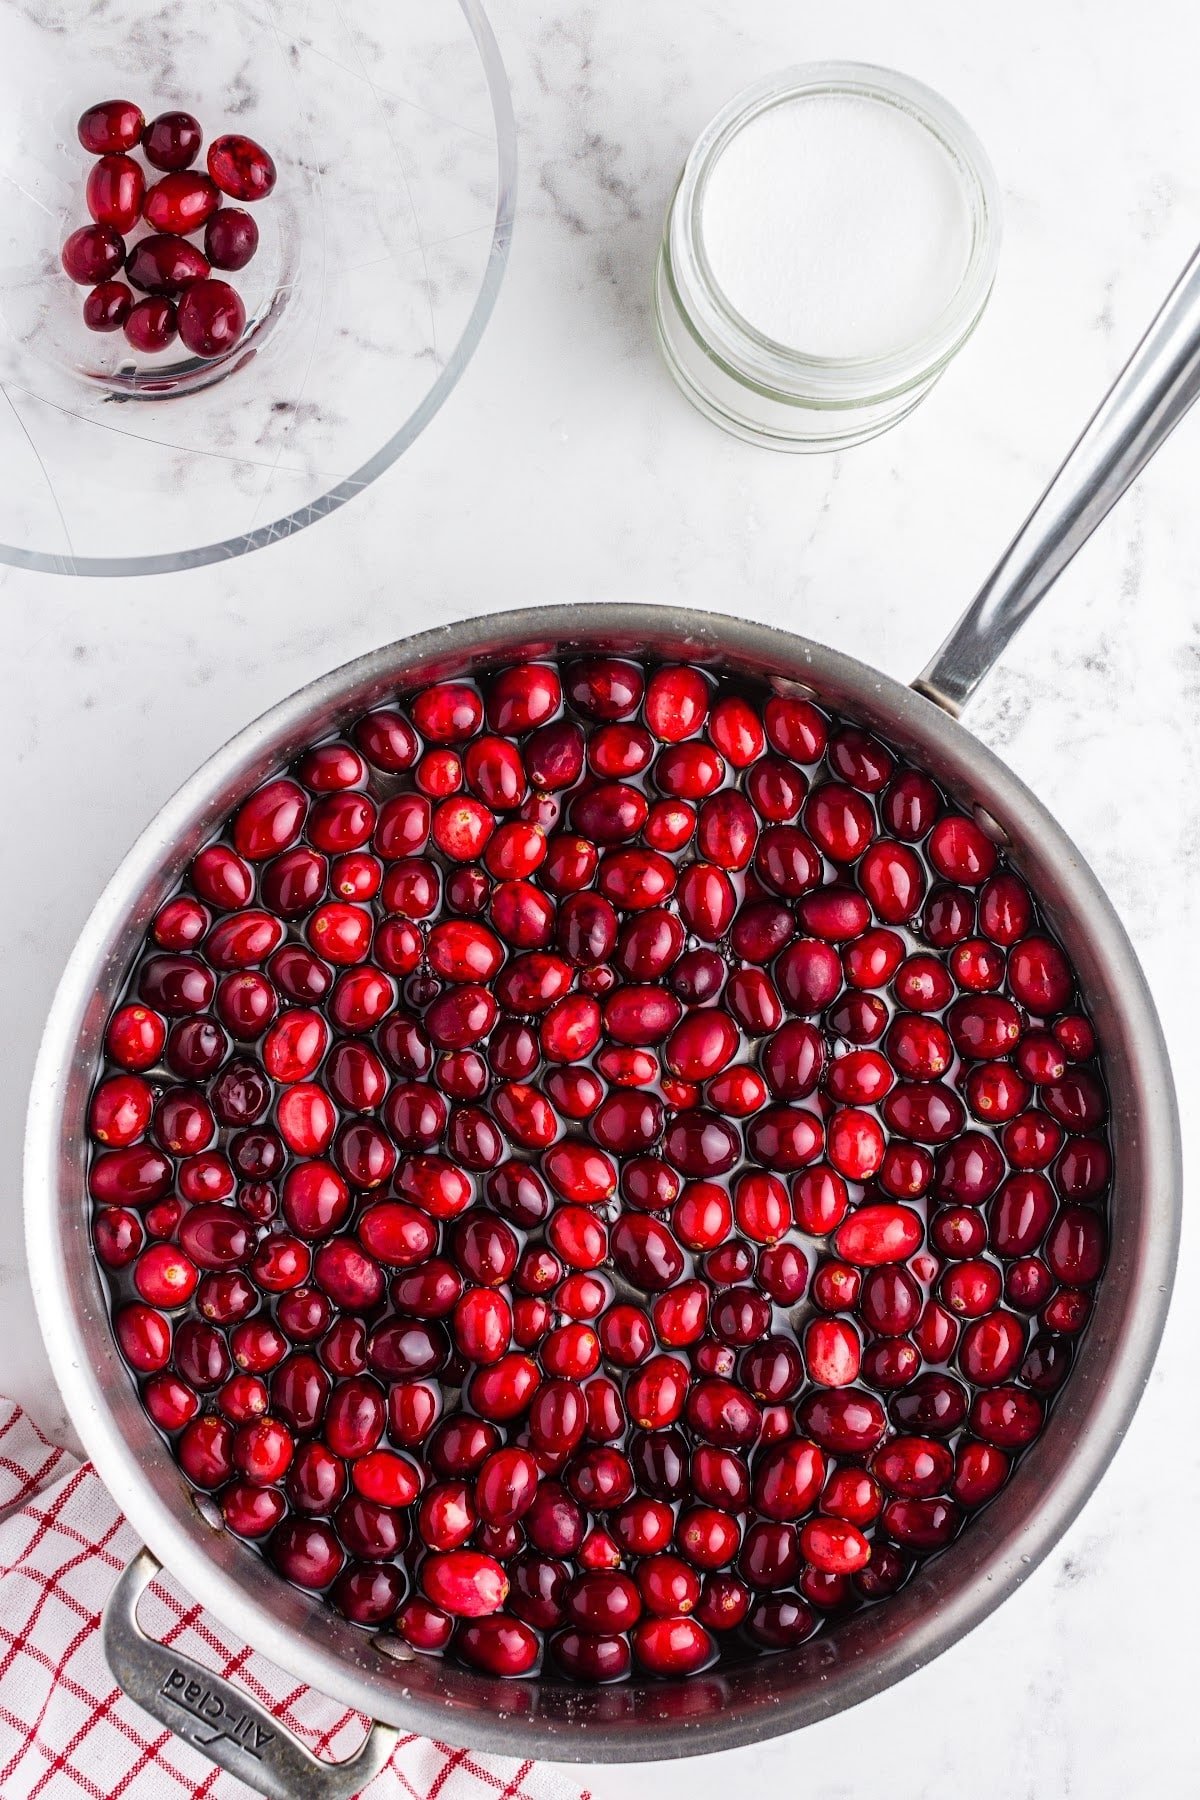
[{"x1": 24, "y1": 244, "x2": 1197, "y2": 1791}]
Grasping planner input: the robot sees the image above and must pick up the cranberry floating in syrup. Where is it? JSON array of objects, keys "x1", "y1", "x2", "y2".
[{"x1": 88, "y1": 654, "x2": 1112, "y2": 1685}]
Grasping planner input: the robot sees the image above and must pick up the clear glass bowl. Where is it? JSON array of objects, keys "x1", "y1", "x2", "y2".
[{"x1": 0, "y1": 0, "x2": 515, "y2": 574}]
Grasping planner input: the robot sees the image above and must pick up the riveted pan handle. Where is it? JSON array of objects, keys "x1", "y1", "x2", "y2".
[
  {"x1": 102, "y1": 1550, "x2": 398, "y2": 1800},
  {"x1": 916, "y1": 241, "x2": 1200, "y2": 715}
]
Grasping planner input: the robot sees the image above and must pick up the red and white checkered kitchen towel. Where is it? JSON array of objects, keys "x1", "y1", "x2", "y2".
[{"x1": 0, "y1": 1401, "x2": 590, "y2": 1800}]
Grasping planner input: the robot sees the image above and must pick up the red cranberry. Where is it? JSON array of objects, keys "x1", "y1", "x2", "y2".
[
  {"x1": 744, "y1": 758, "x2": 805, "y2": 826},
  {"x1": 798, "y1": 885, "x2": 871, "y2": 942},
  {"x1": 467, "y1": 1352, "x2": 541, "y2": 1422},
  {"x1": 696, "y1": 791, "x2": 758, "y2": 871},
  {"x1": 135, "y1": 1244, "x2": 199, "y2": 1308},
  {"x1": 1042, "y1": 1288, "x2": 1091, "y2": 1334},
  {"x1": 745, "y1": 1588, "x2": 819, "y2": 1648},
  {"x1": 177, "y1": 279, "x2": 246, "y2": 358},
  {"x1": 418, "y1": 1550, "x2": 508, "y2": 1618},
  {"x1": 78, "y1": 99, "x2": 145, "y2": 154},
  {"x1": 458, "y1": 1617, "x2": 539, "y2": 1677},
  {"x1": 777, "y1": 937, "x2": 842, "y2": 1012},
  {"x1": 115, "y1": 1303, "x2": 172, "y2": 1372},
  {"x1": 1008, "y1": 934, "x2": 1074, "y2": 1012},
  {"x1": 93, "y1": 1207, "x2": 145, "y2": 1271},
  {"x1": 564, "y1": 658, "x2": 643, "y2": 719},
  {"x1": 952, "y1": 1440, "x2": 1010, "y2": 1507},
  {"x1": 804, "y1": 782, "x2": 874, "y2": 863},
  {"x1": 195, "y1": 209, "x2": 259, "y2": 277},
  {"x1": 143, "y1": 170, "x2": 220, "y2": 235},
  {"x1": 330, "y1": 1562, "x2": 404, "y2": 1627},
  {"x1": 803, "y1": 1317, "x2": 861, "y2": 1387},
  {"x1": 699, "y1": 1569, "x2": 754, "y2": 1631},
  {"x1": 85, "y1": 153, "x2": 144, "y2": 233},
  {"x1": 595, "y1": 847, "x2": 676, "y2": 912},
  {"x1": 858, "y1": 841, "x2": 926, "y2": 923},
  {"x1": 1003, "y1": 1111, "x2": 1065, "y2": 1170},
  {"x1": 565, "y1": 1569, "x2": 642, "y2": 1635},
  {"x1": 975, "y1": 869, "x2": 1031, "y2": 944},
  {"x1": 178, "y1": 1415, "x2": 234, "y2": 1488},
  {"x1": 232, "y1": 1416, "x2": 294, "y2": 1486},
  {"x1": 924, "y1": 885, "x2": 975, "y2": 948},
  {"x1": 198, "y1": 1272, "x2": 257, "y2": 1325},
  {"x1": 890, "y1": 1372, "x2": 969, "y2": 1437},
  {"x1": 89, "y1": 1072, "x2": 155, "y2": 1147},
  {"x1": 820, "y1": 1468, "x2": 882, "y2": 1528},
  {"x1": 207, "y1": 133, "x2": 277, "y2": 203},
  {"x1": 928, "y1": 815, "x2": 997, "y2": 885},
  {"x1": 990, "y1": 1173, "x2": 1055, "y2": 1257},
  {"x1": 125, "y1": 233, "x2": 210, "y2": 296},
  {"x1": 120, "y1": 292, "x2": 176, "y2": 353},
  {"x1": 880, "y1": 769, "x2": 939, "y2": 838},
  {"x1": 142, "y1": 110, "x2": 202, "y2": 170},
  {"x1": 393, "y1": 1596, "x2": 452, "y2": 1652},
  {"x1": 751, "y1": 1439, "x2": 825, "y2": 1521},
  {"x1": 970, "y1": 1385, "x2": 1044, "y2": 1448},
  {"x1": 142, "y1": 1372, "x2": 198, "y2": 1432},
  {"x1": 62, "y1": 224, "x2": 125, "y2": 286},
  {"x1": 797, "y1": 1389, "x2": 887, "y2": 1455},
  {"x1": 882, "y1": 1496, "x2": 961, "y2": 1550},
  {"x1": 877, "y1": 1142, "x2": 934, "y2": 1201},
  {"x1": 270, "y1": 1518, "x2": 344, "y2": 1590},
  {"x1": 801, "y1": 1517, "x2": 871, "y2": 1575},
  {"x1": 550, "y1": 1627, "x2": 630, "y2": 1683},
  {"x1": 105, "y1": 1003, "x2": 166, "y2": 1070},
  {"x1": 89, "y1": 1144, "x2": 173, "y2": 1206},
  {"x1": 737, "y1": 1518, "x2": 801, "y2": 1588},
  {"x1": 319, "y1": 1317, "x2": 367, "y2": 1379},
  {"x1": 1044, "y1": 1207, "x2": 1106, "y2": 1284},
  {"x1": 611, "y1": 1209, "x2": 683, "y2": 1296}
]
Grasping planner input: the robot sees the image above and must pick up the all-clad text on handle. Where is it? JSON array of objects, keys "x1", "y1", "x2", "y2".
[{"x1": 102, "y1": 1550, "x2": 397, "y2": 1800}]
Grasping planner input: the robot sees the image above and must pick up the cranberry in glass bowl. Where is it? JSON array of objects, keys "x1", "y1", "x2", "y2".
[
  {"x1": 1, "y1": 6, "x2": 516, "y2": 576},
  {"x1": 84, "y1": 652, "x2": 1112, "y2": 1687},
  {"x1": 54, "y1": 94, "x2": 275, "y2": 387}
]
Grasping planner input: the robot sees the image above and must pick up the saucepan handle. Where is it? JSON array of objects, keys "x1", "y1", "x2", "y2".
[
  {"x1": 102, "y1": 1550, "x2": 398, "y2": 1800},
  {"x1": 915, "y1": 240, "x2": 1200, "y2": 715}
]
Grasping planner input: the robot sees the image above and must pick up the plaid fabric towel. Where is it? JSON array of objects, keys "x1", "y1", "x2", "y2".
[{"x1": 0, "y1": 1401, "x2": 590, "y2": 1800}]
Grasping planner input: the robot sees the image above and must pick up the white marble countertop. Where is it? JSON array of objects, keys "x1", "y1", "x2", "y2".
[{"x1": 3, "y1": 0, "x2": 1198, "y2": 1793}]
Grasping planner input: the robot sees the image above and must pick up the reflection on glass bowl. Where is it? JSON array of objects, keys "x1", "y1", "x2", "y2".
[{"x1": 0, "y1": 0, "x2": 516, "y2": 575}]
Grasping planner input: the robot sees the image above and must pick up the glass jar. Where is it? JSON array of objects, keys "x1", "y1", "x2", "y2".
[{"x1": 653, "y1": 63, "x2": 1002, "y2": 451}]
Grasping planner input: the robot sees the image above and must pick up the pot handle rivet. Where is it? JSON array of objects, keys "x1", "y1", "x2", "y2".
[{"x1": 972, "y1": 804, "x2": 1010, "y2": 846}]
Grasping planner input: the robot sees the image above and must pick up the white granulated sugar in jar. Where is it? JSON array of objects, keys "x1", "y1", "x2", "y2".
[{"x1": 700, "y1": 92, "x2": 973, "y2": 360}]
